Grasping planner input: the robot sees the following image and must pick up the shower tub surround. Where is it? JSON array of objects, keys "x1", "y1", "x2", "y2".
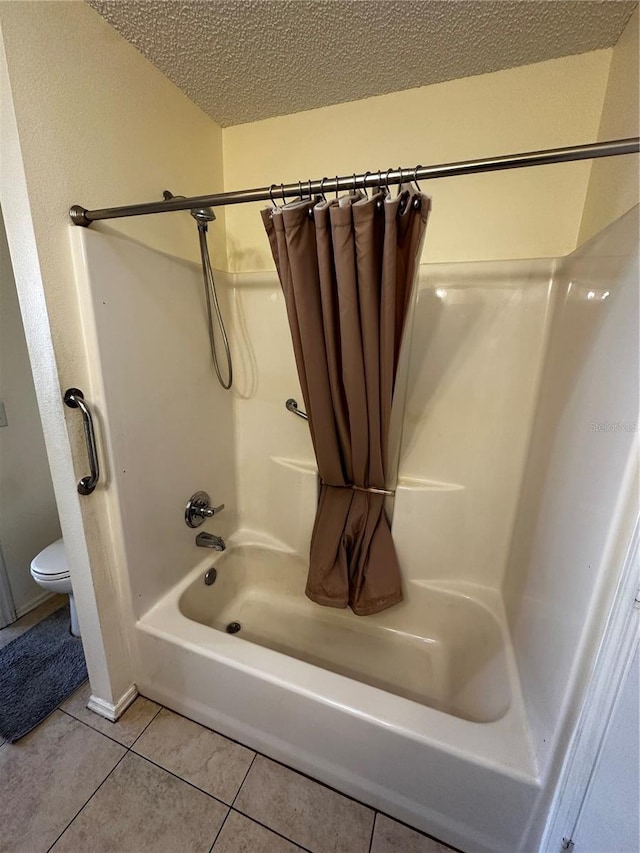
[{"x1": 71, "y1": 207, "x2": 638, "y2": 853}]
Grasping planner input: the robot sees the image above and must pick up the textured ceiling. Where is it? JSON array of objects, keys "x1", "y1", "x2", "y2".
[{"x1": 88, "y1": 0, "x2": 637, "y2": 127}]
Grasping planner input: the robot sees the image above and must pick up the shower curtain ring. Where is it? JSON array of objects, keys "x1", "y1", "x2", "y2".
[
  {"x1": 320, "y1": 177, "x2": 328, "y2": 201},
  {"x1": 396, "y1": 166, "x2": 404, "y2": 196},
  {"x1": 413, "y1": 165, "x2": 423, "y2": 192},
  {"x1": 362, "y1": 171, "x2": 371, "y2": 198},
  {"x1": 335, "y1": 176, "x2": 339, "y2": 199},
  {"x1": 385, "y1": 168, "x2": 393, "y2": 193},
  {"x1": 280, "y1": 183, "x2": 286, "y2": 203},
  {"x1": 308, "y1": 178, "x2": 312, "y2": 199},
  {"x1": 298, "y1": 180, "x2": 303, "y2": 200},
  {"x1": 269, "y1": 184, "x2": 279, "y2": 209}
]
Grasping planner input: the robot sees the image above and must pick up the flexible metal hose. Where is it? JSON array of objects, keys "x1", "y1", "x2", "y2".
[{"x1": 197, "y1": 224, "x2": 233, "y2": 390}]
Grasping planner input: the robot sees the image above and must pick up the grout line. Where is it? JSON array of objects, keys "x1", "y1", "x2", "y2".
[
  {"x1": 207, "y1": 806, "x2": 232, "y2": 853},
  {"x1": 44, "y1": 749, "x2": 129, "y2": 852},
  {"x1": 154, "y1": 705, "x2": 459, "y2": 849},
  {"x1": 57, "y1": 689, "x2": 162, "y2": 750},
  {"x1": 243, "y1": 748, "x2": 375, "y2": 814},
  {"x1": 128, "y1": 751, "x2": 235, "y2": 809},
  {"x1": 129, "y1": 702, "x2": 163, "y2": 749},
  {"x1": 45, "y1": 703, "x2": 223, "y2": 853},
  {"x1": 153, "y1": 703, "x2": 376, "y2": 812},
  {"x1": 144, "y1": 704, "x2": 255, "y2": 755},
  {"x1": 230, "y1": 752, "x2": 256, "y2": 807},
  {"x1": 57, "y1": 708, "x2": 133, "y2": 749},
  {"x1": 368, "y1": 811, "x2": 378, "y2": 853},
  {"x1": 62, "y1": 697, "x2": 456, "y2": 852},
  {"x1": 231, "y1": 807, "x2": 314, "y2": 853},
  {"x1": 144, "y1": 703, "x2": 458, "y2": 849},
  {"x1": 372, "y1": 810, "x2": 463, "y2": 852}
]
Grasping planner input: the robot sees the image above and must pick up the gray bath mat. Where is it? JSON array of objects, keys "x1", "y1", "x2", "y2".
[{"x1": 0, "y1": 604, "x2": 87, "y2": 743}]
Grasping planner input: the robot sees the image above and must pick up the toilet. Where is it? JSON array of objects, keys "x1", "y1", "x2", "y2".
[{"x1": 30, "y1": 539, "x2": 80, "y2": 637}]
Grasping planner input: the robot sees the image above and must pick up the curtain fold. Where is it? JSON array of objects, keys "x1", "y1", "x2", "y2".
[{"x1": 262, "y1": 188, "x2": 430, "y2": 616}]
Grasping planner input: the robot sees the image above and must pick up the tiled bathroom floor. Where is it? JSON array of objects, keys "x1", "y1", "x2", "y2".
[{"x1": 0, "y1": 679, "x2": 457, "y2": 853}]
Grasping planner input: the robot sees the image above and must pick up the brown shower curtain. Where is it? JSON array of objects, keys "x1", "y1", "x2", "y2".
[{"x1": 262, "y1": 187, "x2": 430, "y2": 615}]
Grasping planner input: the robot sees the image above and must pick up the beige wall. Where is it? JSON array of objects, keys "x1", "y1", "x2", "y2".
[
  {"x1": 579, "y1": 8, "x2": 639, "y2": 244},
  {"x1": 223, "y1": 50, "x2": 611, "y2": 273},
  {"x1": 0, "y1": 0, "x2": 226, "y2": 702},
  {"x1": 0, "y1": 208, "x2": 61, "y2": 616}
]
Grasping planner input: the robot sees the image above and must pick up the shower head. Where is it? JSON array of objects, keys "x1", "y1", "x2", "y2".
[
  {"x1": 161, "y1": 191, "x2": 217, "y2": 228},
  {"x1": 190, "y1": 207, "x2": 216, "y2": 225}
]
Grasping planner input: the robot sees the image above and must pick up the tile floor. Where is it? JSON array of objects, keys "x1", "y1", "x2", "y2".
[{"x1": 0, "y1": 602, "x2": 457, "y2": 853}]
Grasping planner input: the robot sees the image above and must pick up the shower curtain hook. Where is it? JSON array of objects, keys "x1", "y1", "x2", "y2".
[
  {"x1": 375, "y1": 170, "x2": 385, "y2": 209},
  {"x1": 320, "y1": 177, "x2": 328, "y2": 201},
  {"x1": 308, "y1": 178, "x2": 312, "y2": 199},
  {"x1": 362, "y1": 171, "x2": 371, "y2": 199},
  {"x1": 413, "y1": 165, "x2": 423, "y2": 193},
  {"x1": 269, "y1": 184, "x2": 279, "y2": 209},
  {"x1": 334, "y1": 176, "x2": 339, "y2": 200},
  {"x1": 298, "y1": 180, "x2": 303, "y2": 200},
  {"x1": 280, "y1": 183, "x2": 286, "y2": 203},
  {"x1": 385, "y1": 168, "x2": 393, "y2": 193},
  {"x1": 396, "y1": 166, "x2": 404, "y2": 196}
]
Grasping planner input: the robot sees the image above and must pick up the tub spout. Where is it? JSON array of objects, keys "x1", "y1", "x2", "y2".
[{"x1": 195, "y1": 532, "x2": 226, "y2": 551}]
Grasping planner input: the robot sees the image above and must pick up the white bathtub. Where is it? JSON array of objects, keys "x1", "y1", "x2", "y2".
[{"x1": 135, "y1": 531, "x2": 540, "y2": 853}]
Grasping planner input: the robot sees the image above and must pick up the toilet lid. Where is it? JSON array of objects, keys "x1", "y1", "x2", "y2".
[{"x1": 30, "y1": 538, "x2": 69, "y2": 577}]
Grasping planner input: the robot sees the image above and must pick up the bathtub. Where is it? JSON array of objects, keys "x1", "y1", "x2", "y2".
[{"x1": 135, "y1": 531, "x2": 540, "y2": 853}]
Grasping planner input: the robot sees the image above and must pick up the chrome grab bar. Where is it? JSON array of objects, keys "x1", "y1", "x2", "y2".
[
  {"x1": 63, "y1": 388, "x2": 100, "y2": 495},
  {"x1": 286, "y1": 398, "x2": 308, "y2": 421}
]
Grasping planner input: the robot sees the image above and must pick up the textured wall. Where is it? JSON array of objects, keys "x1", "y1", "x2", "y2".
[
  {"x1": 222, "y1": 50, "x2": 611, "y2": 273},
  {"x1": 0, "y1": 209, "x2": 61, "y2": 616},
  {"x1": 0, "y1": 0, "x2": 226, "y2": 702},
  {"x1": 579, "y1": 7, "x2": 639, "y2": 243}
]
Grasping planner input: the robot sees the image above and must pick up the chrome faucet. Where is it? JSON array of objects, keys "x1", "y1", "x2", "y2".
[{"x1": 195, "y1": 532, "x2": 226, "y2": 551}]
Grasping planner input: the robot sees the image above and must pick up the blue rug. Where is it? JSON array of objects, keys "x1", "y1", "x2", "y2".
[{"x1": 0, "y1": 604, "x2": 87, "y2": 742}]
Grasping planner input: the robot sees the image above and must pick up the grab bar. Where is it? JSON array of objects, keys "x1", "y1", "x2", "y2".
[
  {"x1": 63, "y1": 388, "x2": 100, "y2": 495},
  {"x1": 285, "y1": 398, "x2": 308, "y2": 421}
]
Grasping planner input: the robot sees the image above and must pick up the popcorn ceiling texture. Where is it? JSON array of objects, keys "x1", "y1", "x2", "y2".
[{"x1": 87, "y1": 0, "x2": 636, "y2": 127}]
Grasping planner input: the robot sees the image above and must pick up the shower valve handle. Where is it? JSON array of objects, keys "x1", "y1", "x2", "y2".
[{"x1": 185, "y1": 491, "x2": 225, "y2": 528}]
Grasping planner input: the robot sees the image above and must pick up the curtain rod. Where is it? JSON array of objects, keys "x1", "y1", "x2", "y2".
[{"x1": 69, "y1": 137, "x2": 639, "y2": 227}]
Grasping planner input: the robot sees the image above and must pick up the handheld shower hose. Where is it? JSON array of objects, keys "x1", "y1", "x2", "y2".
[
  {"x1": 163, "y1": 191, "x2": 232, "y2": 390},
  {"x1": 195, "y1": 215, "x2": 233, "y2": 390}
]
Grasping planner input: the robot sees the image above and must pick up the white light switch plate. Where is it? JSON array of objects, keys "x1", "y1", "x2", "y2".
[{"x1": 0, "y1": 402, "x2": 7, "y2": 428}]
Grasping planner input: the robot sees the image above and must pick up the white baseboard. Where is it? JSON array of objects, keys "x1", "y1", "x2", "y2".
[
  {"x1": 0, "y1": 545, "x2": 17, "y2": 628},
  {"x1": 15, "y1": 590, "x2": 54, "y2": 619},
  {"x1": 87, "y1": 683, "x2": 138, "y2": 722}
]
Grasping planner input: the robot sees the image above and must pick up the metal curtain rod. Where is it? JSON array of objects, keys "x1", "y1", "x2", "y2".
[{"x1": 69, "y1": 137, "x2": 640, "y2": 226}]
